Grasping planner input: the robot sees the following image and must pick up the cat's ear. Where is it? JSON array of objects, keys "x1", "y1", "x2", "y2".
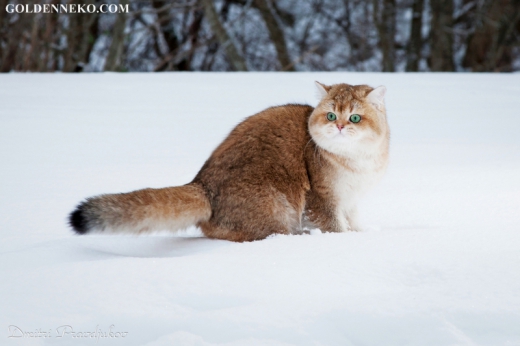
[
  {"x1": 315, "y1": 81, "x2": 330, "y2": 100},
  {"x1": 366, "y1": 86, "x2": 386, "y2": 109}
]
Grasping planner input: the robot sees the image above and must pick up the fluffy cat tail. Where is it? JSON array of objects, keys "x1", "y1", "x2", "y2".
[{"x1": 69, "y1": 183, "x2": 211, "y2": 235}]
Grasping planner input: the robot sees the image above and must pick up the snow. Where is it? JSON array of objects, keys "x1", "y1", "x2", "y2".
[{"x1": 1, "y1": 72, "x2": 519, "y2": 345}]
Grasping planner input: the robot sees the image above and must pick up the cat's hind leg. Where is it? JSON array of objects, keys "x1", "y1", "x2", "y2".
[{"x1": 199, "y1": 186, "x2": 301, "y2": 242}]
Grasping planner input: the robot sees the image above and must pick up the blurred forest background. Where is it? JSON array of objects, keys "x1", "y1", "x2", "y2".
[{"x1": 1, "y1": 0, "x2": 519, "y2": 72}]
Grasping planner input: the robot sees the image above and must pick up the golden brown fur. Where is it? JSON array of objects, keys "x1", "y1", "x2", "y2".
[
  {"x1": 69, "y1": 82, "x2": 390, "y2": 242},
  {"x1": 193, "y1": 104, "x2": 313, "y2": 241}
]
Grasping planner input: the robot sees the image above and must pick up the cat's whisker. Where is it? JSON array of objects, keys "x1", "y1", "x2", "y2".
[{"x1": 303, "y1": 138, "x2": 314, "y2": 152}]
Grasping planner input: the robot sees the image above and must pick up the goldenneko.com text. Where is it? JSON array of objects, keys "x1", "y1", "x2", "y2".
[{"x1": 6, "y1": 3, "x2": 129, "y2": 14}]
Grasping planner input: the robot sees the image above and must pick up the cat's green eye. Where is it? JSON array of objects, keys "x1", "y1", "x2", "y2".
[
  {"x1": 350, "y1": 114, "x2": 361, "y2": 123},
  {"x1": 326, "y1": 112, "x2": 337, "y2": 121}
]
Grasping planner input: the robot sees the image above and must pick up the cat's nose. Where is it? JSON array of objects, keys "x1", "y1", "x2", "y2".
[{"x1": 337, "y1": 124, "x2": 345, "y2": 131}]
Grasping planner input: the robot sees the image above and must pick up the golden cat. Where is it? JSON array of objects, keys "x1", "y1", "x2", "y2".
[{"x1": 69, "y1": 82, "x2": 390, "y2": 242}]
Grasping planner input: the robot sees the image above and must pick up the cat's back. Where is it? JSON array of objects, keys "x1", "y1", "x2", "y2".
[
  {"x1": 194, "y1": 104, "x2": 314, "y2": 189},
  {"x1": 216, "y1": 103, "x2": 313, "y2": 158}
]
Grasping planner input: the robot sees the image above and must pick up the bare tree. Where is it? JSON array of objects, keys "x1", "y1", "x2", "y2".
[
  {"x1": 151, "y1": 0, "x2": 198, "y2": 71},
  {"x1": 39, "y1": 0, "x2": 61, "y2": 72},
  {"x1": 0, "y1": 0, "x2": 7, "y2": 63},
  {"x1": 374, "y1": 0, "x2": 397, "y2": 71},
  {"x1": 201, "y1": 0, "x2": 247, "y2": 71},
  {"x1": 1, "y1": 1, "x2": 27, "y2": 72},
  {"x1": 253, "y1": 0, "x2": 294, "y2": 71},
  {"x1": 406, "y1": 0, "x2": 424, "y2": 71},
  {"x1": 62, "y1": 0, "x2": 100, "y2": 72},
  {"x1": 104, "y1": 0, "x2": 128, "y2": 71},
  {"x1": 463, "y1": 0, "x2": 520, "y2": 72},
  {"x1": 1, "y1": 0, "x2": 519, "y2": 72},
  {"x1": 429, "y1": 0, "x2": 455, "y2": 71}
]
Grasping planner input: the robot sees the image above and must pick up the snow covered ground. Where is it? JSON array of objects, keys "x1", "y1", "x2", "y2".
[{"x1": 1, "y1": 72, "x2": 519, "y2": 346}]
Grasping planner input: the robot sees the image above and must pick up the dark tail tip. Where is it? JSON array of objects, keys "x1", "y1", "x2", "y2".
[{"x1": 69, "y1": 205, "x2": 89, "y2": 234}]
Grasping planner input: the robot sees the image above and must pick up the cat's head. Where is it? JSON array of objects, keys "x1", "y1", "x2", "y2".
[{"x1": 309, "y1": 82, "x2": 389, "y2": 156}]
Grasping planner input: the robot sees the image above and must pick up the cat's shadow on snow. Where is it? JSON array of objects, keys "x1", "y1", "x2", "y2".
[
  {"x1": 77, "y1": 234, "x2": 230, "y2": 258},
  {"x1": 0, "y1": 234, "x2": 229, "y2": 272}
]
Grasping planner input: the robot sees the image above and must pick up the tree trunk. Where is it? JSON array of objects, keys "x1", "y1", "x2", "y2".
[
  {"x1": 374, "y1": 0, "x2": 396, "y2": 72},
  {"x1": 62, "y1": 0, "x2": 101, "y2": 72},
  {"x1": 429, "y1": 0, "x2": 455, "y2": 71},
  {"x1": 39, "y1": 0, "x2": 60, "y2": 72},
  {"x1": 184, "y1": 8, "x2": 204, "y2": 70},
  {"x1": 23, "y1": 13, "x2": 41, "y2": 71},
  {"x1": 406, "y1": 0, "x2": 424, "y2": 71},
  {"x1": 83, "y1": 12, "x2": 100, "y2": 69},
  {"x1": 0, "y1": 10, "x2": 28, "y2": 72},
  {"x1": 253, "y1": 0, "x2": 294, "y2": 71},
  {"x1": 0, "y1": 0, "x2": 9, "y2": 66},
  {"x1": 201, "y1": 0, "x2": 247, "y2": 71},
  {"x1": 152, "y1": 0, "x2": 183, "y2": 70},
  {"x1": 463, "y1": 0, "x2": 520, "y2": 72},
  {"x1": 104, "y1": 0, "x2": 128, "y2": 71}
]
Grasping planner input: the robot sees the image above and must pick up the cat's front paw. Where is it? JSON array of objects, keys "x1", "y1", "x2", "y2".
[
  {"x1": 346, "y1": 210, "x2": 363, "y2": 232},
  {"x1": 346, "y1": 215, "x2": 364, "y2": 232},
  {"x1": 347, "y1": 224, "x2": 364, "y2": 232}
]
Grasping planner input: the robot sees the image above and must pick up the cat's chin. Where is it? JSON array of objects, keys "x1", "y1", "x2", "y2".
[
  {"x1": 334, "y1": 132, "x2": 355, "y2": 140},
  {"x1": 315, "y1": 138, "x2": 358, "y2": 156},
  {"x1": 330, "y1": 132, "x2": 359, "y2": 143}
]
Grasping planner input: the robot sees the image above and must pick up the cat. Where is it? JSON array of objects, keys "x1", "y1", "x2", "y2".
[{"x1": 69, "y1": 82, "x2": 390, "y2": 242}]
